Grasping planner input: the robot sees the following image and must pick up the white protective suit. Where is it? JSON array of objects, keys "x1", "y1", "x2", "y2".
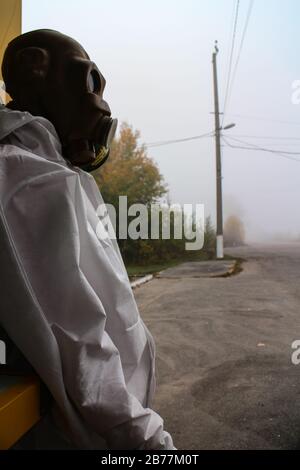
[{"x1": 0, "y1": 104, "x2": 174, "y2": 450}]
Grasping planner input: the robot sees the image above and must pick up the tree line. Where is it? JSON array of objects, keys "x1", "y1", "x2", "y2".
[{"x1": 93, "y1": 123, "x2": 245, "y2": 266}]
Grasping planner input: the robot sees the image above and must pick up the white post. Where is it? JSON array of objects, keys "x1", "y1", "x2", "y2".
[{"x1": 216, "y1": 235, "x2": 224, "y2": 259}]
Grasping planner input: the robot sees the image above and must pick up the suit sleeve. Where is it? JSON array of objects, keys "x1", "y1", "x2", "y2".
[{"x1": 4, "y1": 166, "x2": 175, "y2": 450}]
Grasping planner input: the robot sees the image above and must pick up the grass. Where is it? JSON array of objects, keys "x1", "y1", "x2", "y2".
[
  {"x1": 127, "y1": 260, "x2": 183, "y2": 277},
  {"x1": 126, "y1": 250, "x2": 219, "y2": 277},
  {"x1": 126, "y1": 251, "x2": 241, "y2": 277}
]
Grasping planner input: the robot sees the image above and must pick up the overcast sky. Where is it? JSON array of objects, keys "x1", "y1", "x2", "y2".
[{"x1": 23, "y1": 0, "x2": 300, "y2": 241}]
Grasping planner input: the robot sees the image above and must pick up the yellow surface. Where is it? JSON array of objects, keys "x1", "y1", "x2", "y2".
[
  {"x1": 0, "y1": 376, "x2": 40, "y2": 450},
  {"x1": 0, "y1": 0, "x2": 22, "y2": 102}
]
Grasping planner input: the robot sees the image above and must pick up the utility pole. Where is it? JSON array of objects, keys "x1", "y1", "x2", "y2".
[{"x1": 212, "y1": 41, "x2": 224, "y2": 259}]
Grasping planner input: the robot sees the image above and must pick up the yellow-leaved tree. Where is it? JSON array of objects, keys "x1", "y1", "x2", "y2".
[
  {"x1": 93, "y1": 123, "x2": 166, "y2": 209},
  {"x1": 93, "y1": 123, "x2": 168, "y2": 264}
]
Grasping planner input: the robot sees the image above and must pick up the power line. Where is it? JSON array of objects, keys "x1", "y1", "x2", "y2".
[
  {"x1": 225, "y1": 140, "x2": 300, "y2": 147},
  {"x1": 223, "y1": 0, "x2": 238, "y2": 113},
  {"x1": 227, "y1": 134, "x2": 300, "y2": 141},
  {"x1": 143, "y1": 131, "x2": 214, "y2": 148},
  {"x1": 226, "y1": 113, "x2": 300, "y2": 126},
  {"x1": 136, "y1": 129, "x2": 300, "y2": 152},
  {"x1": 222, "y1": 135, "x2": 300, "y2": 163},
  {"x1": 227, "y1": 0, "x2": 254, "y2": 107},
  {"x1": 222, "y1": 138, "x2": 300, "y2": 162},
  {"x1": 222, "y1": 0, "x2": 240, "y2": 126},
  {"x1": 225, "y1": 135, "x2": 300, "y2": 155}
]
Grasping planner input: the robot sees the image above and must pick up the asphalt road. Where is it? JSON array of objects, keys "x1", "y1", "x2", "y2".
[{"x1": 134, "y1": 243, "x2": 300, "y2": 450}]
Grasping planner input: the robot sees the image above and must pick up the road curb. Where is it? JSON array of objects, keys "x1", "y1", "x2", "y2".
[
  {"x1": 130, "y1": 274, "x2": 153, "y2": 289},
  {"x1": 210, "y1": 260, "x2": 237, "y2": 278},
  {"x1": 157, "y1": 260, "x2": 239, "y2": 279}
]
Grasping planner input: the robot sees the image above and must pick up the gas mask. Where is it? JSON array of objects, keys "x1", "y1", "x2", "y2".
[
  {"x1": 58, "y1": 59, "x2": 118, "y2": 172},
  {"x1": 2, "y1": 29, "x2": 117, "y2": 172}
]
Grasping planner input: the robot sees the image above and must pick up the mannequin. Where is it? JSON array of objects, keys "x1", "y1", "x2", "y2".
[
  {"x1": 0, "y1": 30, "x2": 175, "y2": 450},
  {"x1": 2, "y1": 29, "x2": 117, "y2": 171}
]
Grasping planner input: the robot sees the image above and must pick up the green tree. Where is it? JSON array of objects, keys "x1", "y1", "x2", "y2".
[
  {"x1": 203, "y1": 216, "x2": 216, "y2": 258},
  {"x1": 93, "y1": 122, "x2": 216, "y2": 266},
  {"x1": 93, "y1": 123, "x2": 167, "y2": 263}
]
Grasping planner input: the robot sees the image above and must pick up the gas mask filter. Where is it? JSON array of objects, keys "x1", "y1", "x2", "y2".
[
  {"x1": 60, "y1": 62, "x2": 118, "y2": 172},
  {"x1": 65, "y1": 115, "x2": 118, "y2": 173}
]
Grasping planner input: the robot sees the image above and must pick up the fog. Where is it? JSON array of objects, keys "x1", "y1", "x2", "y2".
[{"x1": 23, "y1": 0, "x2": 300, "y2": 243}]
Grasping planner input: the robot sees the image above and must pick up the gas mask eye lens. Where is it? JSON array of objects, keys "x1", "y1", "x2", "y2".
[{"x1": 87, "y1": 70, "x2": 101, "y2": 94}]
